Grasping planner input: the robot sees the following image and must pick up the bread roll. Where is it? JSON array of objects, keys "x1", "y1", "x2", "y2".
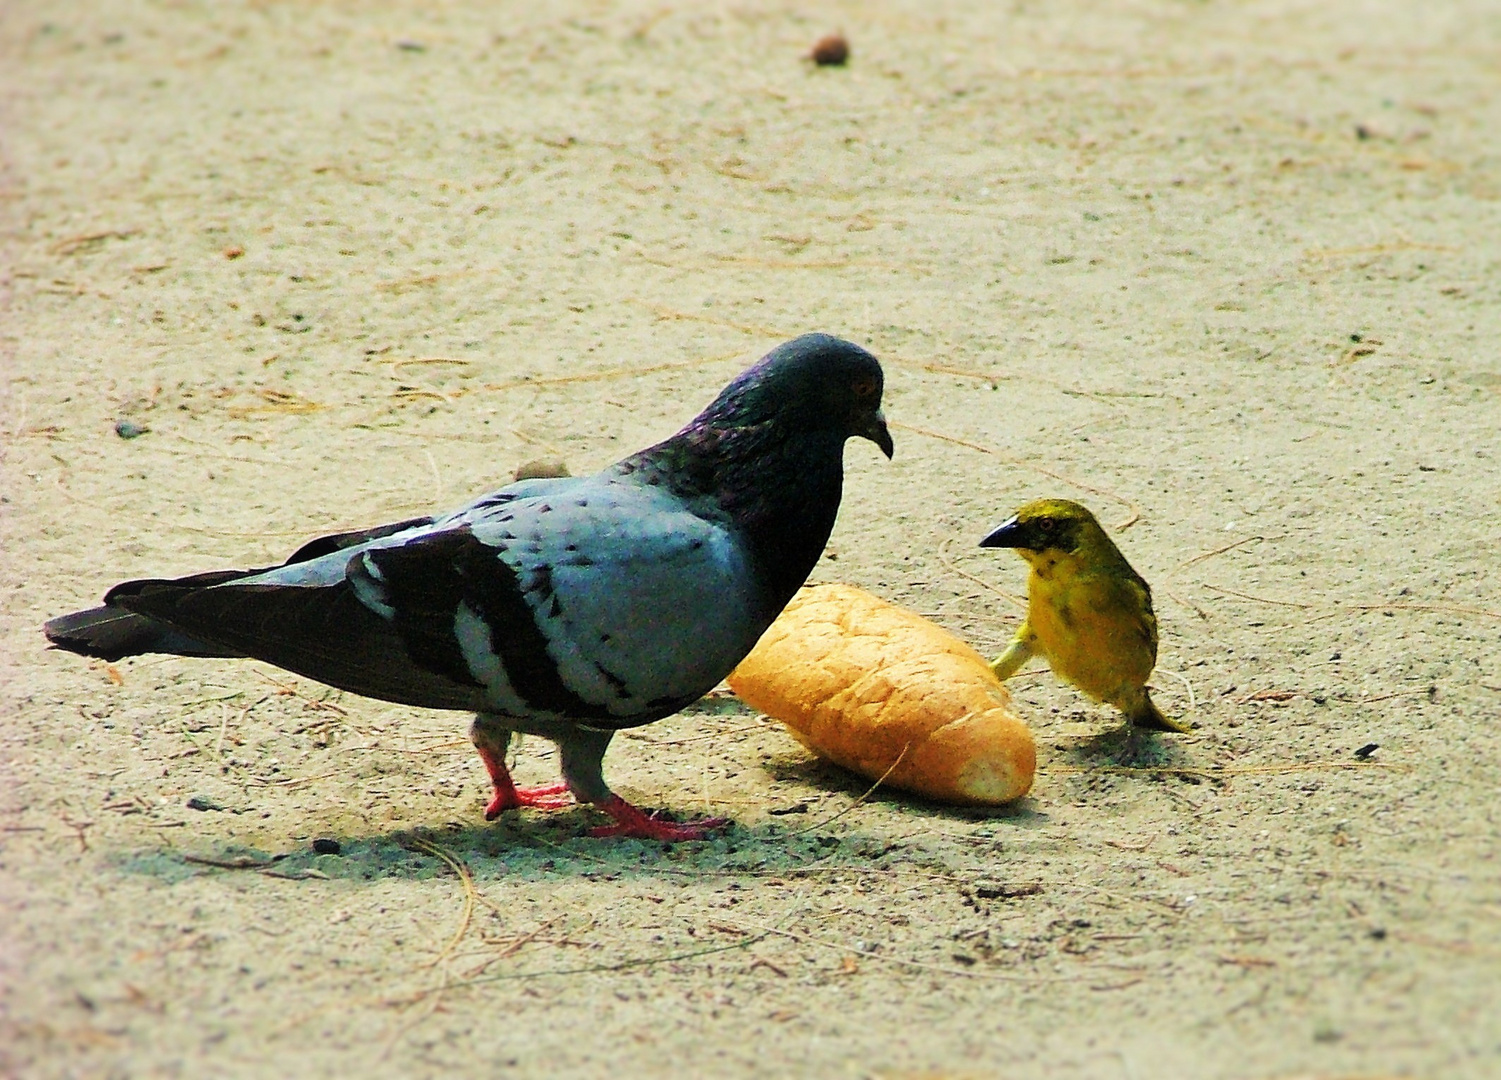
[{"x1": 730, "y1": 584, "x2": 1035, "y2": 805}]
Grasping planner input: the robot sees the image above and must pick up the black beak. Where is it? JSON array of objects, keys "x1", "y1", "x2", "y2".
[
  {"x1": 861, "y1": 409, "x2": 894, "y2": 459},
  {"x1": 979, "y1": 515, "x2": 1025, "y2": 548}
]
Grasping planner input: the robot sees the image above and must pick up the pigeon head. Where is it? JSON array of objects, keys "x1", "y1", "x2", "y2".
[
  {"x1": 621, "y1": 333, "x2": 892, "y2": 613},
  {"x1": 696, "y1": 333, "x2": 893, "y2": 458}
]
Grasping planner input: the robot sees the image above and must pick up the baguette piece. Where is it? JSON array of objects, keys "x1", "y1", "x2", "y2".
[{"x1": 729, "y1": 583, "x2": 1035, "y2": 805}]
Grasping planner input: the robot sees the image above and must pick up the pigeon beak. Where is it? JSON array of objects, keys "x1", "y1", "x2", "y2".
[
  {"x1": 979, "y1": 515, "x2": 1025, "y2": 548},
  {"x1": 861, "y1": 409, "x2": 894, "y2": 459}
]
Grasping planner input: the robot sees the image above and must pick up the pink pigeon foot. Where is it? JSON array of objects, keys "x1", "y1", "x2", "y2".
[
  {"x1": 475, "y1": 744, "x2": 574, "y2": 820},
  {"x1": 586, "y1": 795, "x2": 728, "y2": 841},
  {"x1": 485, "y1": 781, "x2": 574, "y2": 819}
]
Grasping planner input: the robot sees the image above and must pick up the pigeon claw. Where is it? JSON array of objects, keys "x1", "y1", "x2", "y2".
[
  {"x1": 587, "y1": 796, "x2": 728, "y2": 842},
  {"x1": 483, "y1": 782, "x2": 574, "y2": 820}
]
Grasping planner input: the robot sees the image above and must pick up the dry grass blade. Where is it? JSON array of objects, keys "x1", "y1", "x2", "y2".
[
  {"x1": 1153, "y1": 667, "x2": 1197, "y2": 713},
  {"x1": 1203, "y1": 584, "x2": 1501, "y2": 623},
  {"x1": 158, "y1": 428, "x2": 295, "y2": 467},
  {"x1": 785, "y1": 743, "x2": 910, "y2": 837},
  {"x1": 1222, "y1": 761, "x2": 1412, "y2": 776},
  {"x1": 383, "y1": 927, "x2": 779, "y2": 1000},
  {"x1": 1325, "y1": 601, "x2": 1501, "y2": 623},
  {"x1": 1304, "y1": 240, "x2": 1456, "y2": 259},
  {"x1": 182, "y1": 853, "x2": 282, "y2": 870},
  {"x1": 1174, "y1": 535, "x2": 1267, "y2": 571},
  {"x1": 1160, "y1": 581, "x2": 1213, "y2": 621},
  {"x1": 1201, "y1": 583, "x2": 1314, "y2": 608},
  {"x1": 890, "y1": 420, "x2": 1142, "y2": 529},
  {"x1": 400, "y1": 836, "x2": 477, "y2": 970},
  {"x1": 637, "y1": 252, "x2": 915, "y2": 272},
  {"x1": 51, "y1": 228, "x2": 138, "y2": 255},
  {"x1": 741, "y1": 922, "x2": 1081, "y2": 984},
  {"x1": 479, "y1": 916, "x2": 566, "y2": 964},
  {"x1": 390, "y1": 386, "x2": 452, "y2": 404},
  {"x1": 253, "y1": 672, "x2": 349, "y2": 715},
  {"x1": 481, "y1": 353, "x2": 739, "y2": 394},
  {"x1": 620, "y1": 718, "x2": 771, "y2": 746},
  {"x1": 389, "y1": 357, "x2": 474, "y2": 375},
  {"x1": 1051, "y1": 760, "x2": 1411, "y2": 780},
  {"x1": 627, "y1": 299, "x2": 786, "y2": 338},
  {"x1": 935, "y1": 535, "x2": 1028, "y2": 613},
  {"x1": 225, "y1": 388, "x2": 325, "y2": 418},
  {"x1": 257, "y1": 770, "x2": 341, "y2": 788},
  {"x1": 338, "y1": 739, "x2": 470, "y2": 755},
  {"x1": 904, "y1": 359, "x2": 1128, "y2": 414}
]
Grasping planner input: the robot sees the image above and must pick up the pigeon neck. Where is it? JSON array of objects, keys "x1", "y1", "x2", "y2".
[
  {"x1": 727, "y1": 430, "x2": 846, "y2": 612},
  {"x1": 627, "y1": 423, "x2": 846, "y2": 614}
]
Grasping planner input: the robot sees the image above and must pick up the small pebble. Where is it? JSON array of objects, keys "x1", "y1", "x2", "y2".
[
  {"x1": 114, "y1": 419, "x2": 147, "y2": 439},
  {"x1": 395, "y1": 39, "x2": 426, "y2": 52},
  {"x1": 810, "y1": 33, "x2": 849, "y2": 67},
  {"x1": 223, "y1": 245, "x2": 244, "y2": 259},
  {"x1": 186, "y1": 795, "x2": 223, "y2": 812},
  {"x1": 312, "y1": 837, "x2": 342, "y2": 855},
  {"x1": 1354, "y1": 743, "x2": 1379, "y2": 760},
  {"x1": 514, "y1": 458, "x2": 571, "y2": 482}
]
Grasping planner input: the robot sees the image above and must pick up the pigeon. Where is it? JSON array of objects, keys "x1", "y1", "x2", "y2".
[{"x1": 45, "y1": 334, "x2": 894, "y2": 841}]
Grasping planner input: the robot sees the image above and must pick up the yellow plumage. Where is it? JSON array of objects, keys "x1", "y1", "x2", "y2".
[{"x1": 981, "y1": 498, "x2": 1190, "y2": 734}]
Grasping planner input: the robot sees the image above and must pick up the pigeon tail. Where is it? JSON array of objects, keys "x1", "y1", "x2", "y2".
[{"x1": 44, "y1": 605, "x2": 244, "y2": 661}]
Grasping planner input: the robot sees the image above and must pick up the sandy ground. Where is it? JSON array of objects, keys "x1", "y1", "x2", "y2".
[{"x1": 3, "y1": 1, "x2": 1500, "y2": 1077}]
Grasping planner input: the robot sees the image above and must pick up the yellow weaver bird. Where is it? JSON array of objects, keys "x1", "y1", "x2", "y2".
[{"x1": 979, "y1": 498, "x2": 1190, "y2": 734}]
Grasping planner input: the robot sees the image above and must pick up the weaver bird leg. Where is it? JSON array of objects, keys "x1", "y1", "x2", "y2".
[{"x1": 990, "y1": 624, "x2": 1039, "y2": 682}]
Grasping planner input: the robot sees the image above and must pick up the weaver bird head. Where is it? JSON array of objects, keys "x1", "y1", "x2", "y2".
[{"x1": 978, "y1": 498, "x2": 1113, "y2": 567}]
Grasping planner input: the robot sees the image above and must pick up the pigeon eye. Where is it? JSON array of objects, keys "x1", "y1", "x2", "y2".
[{"x1": 850, "y1": 376, "x2": 877, "y2": 400}]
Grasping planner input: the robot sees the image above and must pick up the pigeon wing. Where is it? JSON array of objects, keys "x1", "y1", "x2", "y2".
[
  {"x1": 107, "y1": 475, "x2": 766, "y2": 723},
  {"x1": 441, "y1": 475, "x2": 769, "y2": 726}
]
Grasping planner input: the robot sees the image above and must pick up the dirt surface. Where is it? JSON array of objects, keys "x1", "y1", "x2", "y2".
[{"x1": 3, "y1": 2, "x2": 1499, "y2": 1077}]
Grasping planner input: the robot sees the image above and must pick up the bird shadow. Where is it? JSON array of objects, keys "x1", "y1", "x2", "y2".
[
  {"x1": 1050, "y1": 725, "x2": 1199, "y2": 770},
  {"x1": 116, "y1": 760, "x2": 1050, "y2": 887},
  {"x1": 110, "y1": 817, "x2": 891, "y2": 887},
  {"x1": 764, "y1": 755, "x2": 1047, "y2": 824}
]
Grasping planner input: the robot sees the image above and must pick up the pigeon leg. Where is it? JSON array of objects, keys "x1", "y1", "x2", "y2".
[
  {"x1": 470, "y1": 715, "x2": 573, "y2": 819},
  {"x1": 555, "y1": 727, "x2": 728, "y2": 842}
]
